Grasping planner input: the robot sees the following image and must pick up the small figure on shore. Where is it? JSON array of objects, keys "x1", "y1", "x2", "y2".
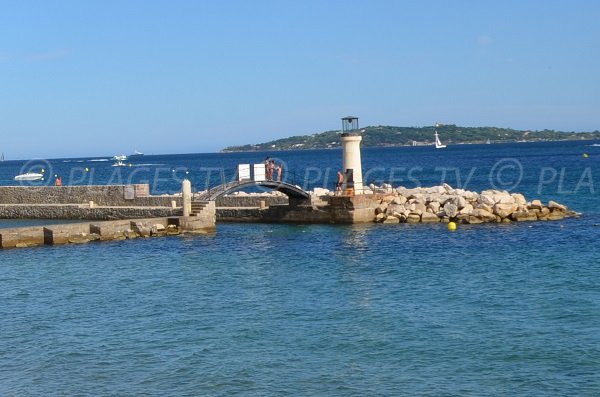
[
  {"x1": 336, "y1": 171, "x2": 344, "y2": 195},
  {"x1": 54, "y1": 176, "x2": 62, "y2": 187},
  {"x1": 276, "y1": 163, "x2": 283, "y2": 182}
]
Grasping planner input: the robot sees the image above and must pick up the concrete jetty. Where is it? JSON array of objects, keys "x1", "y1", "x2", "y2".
[
  {"x1": 1, "y1": 215, "x2": 215, "y2": 249},
  {"x1": 0, "y1": 182, "x2": 216, "y2": 249}
]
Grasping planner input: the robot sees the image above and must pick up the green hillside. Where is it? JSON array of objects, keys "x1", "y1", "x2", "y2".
[{"x1": 222, "y1": 125, "x2": 600, "y2": 152}]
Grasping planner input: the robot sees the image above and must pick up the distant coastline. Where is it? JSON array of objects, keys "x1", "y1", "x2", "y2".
[{"x1": 221, "y1": 124, "x2": 600, "y2": 152}]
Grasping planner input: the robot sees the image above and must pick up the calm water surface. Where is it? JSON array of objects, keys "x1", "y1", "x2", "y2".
[{"x1": 1, "y1": 142, "x2": 599, "y2": 395}]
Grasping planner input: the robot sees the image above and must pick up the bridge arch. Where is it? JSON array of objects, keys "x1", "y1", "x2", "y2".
[{"x1": 196, "y1": 180, "x2": 310, "y2": 201}]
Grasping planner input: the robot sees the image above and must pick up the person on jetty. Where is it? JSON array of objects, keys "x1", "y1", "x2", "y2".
[
  {"x1": 268, "y1": 160, "x2": 276, "y2": 181},
  {"x1": 276, "y1": 163, "x2": 283, "y2": 182},
  {"x1": 264, "y1": 157, "x2": 271, "y2": 180},
  {"x1": 336, "y1": 171, "x2": 344, "y2": 195},
  {"x1": 54, "y1": 176, "x2": 62, "y2": 187}
]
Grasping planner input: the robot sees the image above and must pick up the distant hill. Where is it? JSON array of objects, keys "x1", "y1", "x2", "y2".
[{"x1": 222, "y1": 125, "x2": 600, "y2": 152}]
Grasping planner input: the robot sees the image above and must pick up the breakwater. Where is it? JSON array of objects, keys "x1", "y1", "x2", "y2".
[
  {"x1": 372, "y1": 184, "x2": 577, "y2": 224},
  {"x1": 215, "y1": 185, "x2": 577, "y2": 224},
  {"x1": 0, "y1": 215, "x2": 215, "y2": 249}
]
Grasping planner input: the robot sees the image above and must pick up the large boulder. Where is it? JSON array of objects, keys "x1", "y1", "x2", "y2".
[
  {"x1": 426, "y1": 186, "x2": 446, "y2": 195},
  {"x1": 385, "y1": 204, "x2": 404, "y2": 216},
  {"x1": 548, "y1": 200, "x2": 568, "y2": 212},
  {"x1": 479, "y1": 193, "x2": 496, "y2": 207},
  {"x1": 443, "y1": 202, "x2": 459, "y2": 218},
  {"x1": 512, "y1": 210, "x2": 538, "y2": 222},
  {"x1": 547, "y1": 210, "x2": 566, "y2": 221},
  {"x1": 406, "y1": 213, "x2": 422, "y2": 223},
  {"x1": 496, "y1": 193, "x2": 515, "y2": 204},
  {"x1": 428, "y1": 201, "x2": 441, "y2": 213},
  {"x1": 421, "y1": 212, "x2": 440, "y2": 223},
  {"x1": 375, "y1": 205, "x2": 387, "y2": 215},
  {"x1": 454, "y1": 196, "x2": 467, "y2": 209},
  {"x1": 472, "y1": 209, "x2": 497, "y2": 222},
  {"x1": 512, "y1": 193, "x2": 527, "y2": 206},
  {"x1": 493, "y1": 203, "x2": 518, "y2": 219},
  {"x1": 392, "y1": 196, "x2": 407, "y2": 205},
  {"x1": 460, "y1": 203, "x2": 474, "y2": 215},
  {"x1": 530, "y1": 199, "x2": 544, "y2": 210}
]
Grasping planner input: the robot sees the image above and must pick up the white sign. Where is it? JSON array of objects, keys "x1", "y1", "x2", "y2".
[
  {"x1": 238, "y1": 164, "x2": 251, "y2": 181},
  {"x1": 253, "y1": 163, "x2": 266, "y2": 181},
  {"x1": 124, "y1": 185, "x2": 135, "y2": 200}
]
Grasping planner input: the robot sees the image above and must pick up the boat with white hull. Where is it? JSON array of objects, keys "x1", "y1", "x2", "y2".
[{"x1": 14, "y1": 172, "x2": 44, "y2": 181}]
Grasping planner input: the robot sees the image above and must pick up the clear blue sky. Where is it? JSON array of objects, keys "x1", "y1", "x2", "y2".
[{"x1": 1, "y1": 0, "x2": 599, "y2": 158}]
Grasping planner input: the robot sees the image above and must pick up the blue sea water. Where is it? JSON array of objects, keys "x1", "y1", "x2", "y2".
[{"x1": 1, "y1": 142, "x2": 599, "y2": 396}]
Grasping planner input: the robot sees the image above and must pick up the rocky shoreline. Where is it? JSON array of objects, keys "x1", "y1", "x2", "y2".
[{"x1": 365, "y1": 184, "x2": 577, "y2": 224}]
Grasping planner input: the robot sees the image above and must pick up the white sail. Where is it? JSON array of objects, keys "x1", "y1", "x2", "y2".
[{"x1": 434, "y1": 128, "x2": 446, "y2": 149}]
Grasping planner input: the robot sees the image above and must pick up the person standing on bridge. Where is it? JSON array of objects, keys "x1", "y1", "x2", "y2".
[
  {"x1": 276, "y1": 163, "x2": 283, "y2": 182},
  {"x1": 268, "y1": 160, "x2": 275, "y2": 181},
  {"x1": 264, "y1": 157, "x2": 271, "y2": 180}
]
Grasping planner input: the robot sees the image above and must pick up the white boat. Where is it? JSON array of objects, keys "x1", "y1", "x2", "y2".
[
  {"x1": 486, "y1": 138, "x2": 491, "y2": 144},
  {"x1": 112, "y1": 155, "x2": 128, "y2": 161},
  {"x1": 131, "y1": 150, "x2": 144, "y2": 156},
  {"x1": 14, "y1": 172, "x2": 44, "y2": 181},
  {"x1": 434, "y1": 124, "x2": 446, "y2": 149},
  {"x1": 112, "y1": 161, "x2": 127, "y2": 167}
]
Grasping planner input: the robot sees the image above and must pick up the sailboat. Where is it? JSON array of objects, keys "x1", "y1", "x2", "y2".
[
  {"x1": 434, "y1": 124, "x2": 446, "y2": 149},
  {"x1": 1, "y1": 153, "x2": 4, "y2": 161}
]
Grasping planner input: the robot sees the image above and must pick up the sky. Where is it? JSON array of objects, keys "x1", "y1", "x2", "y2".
[{"x1": 1, "y1": 0, "x2": 599, "y2": 159}]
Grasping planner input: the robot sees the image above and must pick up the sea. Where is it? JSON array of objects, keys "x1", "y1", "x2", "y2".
[{"x1": 1, "y1": 141, "x2": 599, "y2": 396}]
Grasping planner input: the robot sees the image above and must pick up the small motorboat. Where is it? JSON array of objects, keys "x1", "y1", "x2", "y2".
[
  {"x1": 112, "y1": 161, "x2": 127, "y2": 167},
  {"x1": 112, "y1": 155, "x2": 128, "y2": 161},
  {"x1": 14, "y1": 172, "x2": 44, "y2": 181}
]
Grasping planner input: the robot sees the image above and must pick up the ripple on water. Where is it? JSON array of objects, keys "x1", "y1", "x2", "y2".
[{"x1": 0, "y1": 219, "x2": 599, "y2": 395}]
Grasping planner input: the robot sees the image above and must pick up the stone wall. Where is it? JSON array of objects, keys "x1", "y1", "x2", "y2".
[
  {"x1": 0, "y1": 185, "x2": 181, "y2": 207},
  {"x1": 0, "y1": 204, "x2": 181, "y2": 220},
  {"x1": 215, "y1": 194, "x2": 289, "y2": 208}
]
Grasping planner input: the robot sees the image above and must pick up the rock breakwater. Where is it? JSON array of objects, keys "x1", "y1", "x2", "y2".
[{"x1": 370, "y1": 184, "x2": 577, "y2": 224}]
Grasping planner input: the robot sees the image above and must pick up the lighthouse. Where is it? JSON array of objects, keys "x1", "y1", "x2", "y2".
[{"x1": 340, "y1": 116, "x2": 363, "y2": 195}]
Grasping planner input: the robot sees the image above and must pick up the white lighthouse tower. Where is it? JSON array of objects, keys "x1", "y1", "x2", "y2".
[{"x1": 340, "y1": 116, "x2": 363, "y2": 195}]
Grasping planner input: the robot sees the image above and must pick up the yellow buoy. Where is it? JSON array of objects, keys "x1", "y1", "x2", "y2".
[
  {"x1": 85, "y1": 167, "x2": 89, "y2": 172},
  {"x1": 128, "y1": 163, "x2": 132, "y2": 167},
  {"x1": 448, "y1": 221, "x2": 457, "y2": 231},
  {"x1": 41, "y1": 168, "x2": 45, "y2": 173},
  {"x1": 583, "y1": 153, "x2": 589, "y2": 158}
]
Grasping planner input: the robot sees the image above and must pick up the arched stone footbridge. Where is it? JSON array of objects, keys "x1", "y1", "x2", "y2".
[{"x1": 195, "y1": 180, "x2": 310, "y2": 201}]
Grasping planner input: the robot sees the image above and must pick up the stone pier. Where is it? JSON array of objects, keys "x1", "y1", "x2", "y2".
[{"x1": 0, "y1": 215, "x2": 215, "y2": 249}]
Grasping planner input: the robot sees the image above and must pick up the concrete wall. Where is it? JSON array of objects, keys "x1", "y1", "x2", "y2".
[
  {"x1": 1, "y1": 214, "x2": 215, "y2": 249},
  {"x1": 0, "y1": 185, "x2": 181, "y2": 207}
]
